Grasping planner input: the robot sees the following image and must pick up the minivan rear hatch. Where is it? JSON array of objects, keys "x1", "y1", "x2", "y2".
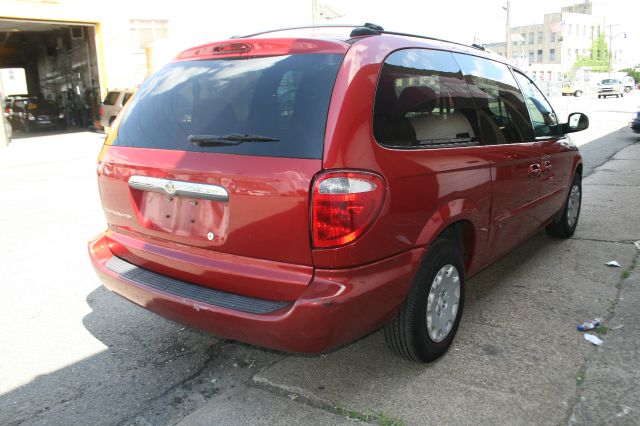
[{"x1": 97, "y1": 40, "x2": 346, "y2": 298}]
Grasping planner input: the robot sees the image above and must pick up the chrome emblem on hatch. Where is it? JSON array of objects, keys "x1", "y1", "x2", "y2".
[{"x1": 164, "y1": 182, "x2": 176, "y2": 195}]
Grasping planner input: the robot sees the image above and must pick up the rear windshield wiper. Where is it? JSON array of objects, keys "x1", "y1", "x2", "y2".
[{"x1": 188, "y1": 134, "x2": 280, "y2": 146}]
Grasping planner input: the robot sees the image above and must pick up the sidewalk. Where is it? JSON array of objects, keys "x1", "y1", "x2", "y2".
[{"x1": 568, "y1": 143, "x2": 640, "y2": 424}]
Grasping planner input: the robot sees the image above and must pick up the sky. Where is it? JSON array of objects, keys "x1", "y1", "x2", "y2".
[{"x1": 131, "y1": 0, "x2": 639, "y2": 65}]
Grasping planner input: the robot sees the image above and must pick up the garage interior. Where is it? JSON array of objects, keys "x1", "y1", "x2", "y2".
[{"x1": 0, "y1": 18, "x2": 101, "y2": 128}]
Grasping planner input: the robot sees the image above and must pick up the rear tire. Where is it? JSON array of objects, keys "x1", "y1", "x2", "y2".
[
  {"x1": 384, "y1": 239, "x2": 465, "y2": 362},
  {"x1": 574, "y1": 90, "x2": 582, "y2": 97},
  {"x1": 546, "y1": 174, "x2": 581, "y2": 238}
]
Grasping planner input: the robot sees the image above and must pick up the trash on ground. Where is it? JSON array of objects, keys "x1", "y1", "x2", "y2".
[
  {"x1": 605, "y1": 261, "x2": 621, "y2": 267},
  {"x1": 611, "y1": 324, "x2": 624, "y2": 330},
  {"x1": 584, "y1": 333, "x2": 603, "y2": 346},
  {"x1": 634, "y1": 240, "x2": 640, "y2": 250},
  {"x1": 577, "y1": 319, "x2": 602, "y2": 332}
]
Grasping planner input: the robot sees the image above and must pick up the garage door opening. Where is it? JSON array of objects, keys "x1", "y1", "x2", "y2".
[{"x1": 0, "y1": 18, "x2": 101, "y2": 133}]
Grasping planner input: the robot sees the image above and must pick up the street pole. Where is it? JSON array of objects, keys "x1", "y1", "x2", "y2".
[
  {"x1": 312, "y1": 0, "x2": 317, "y2": 27},
  {"x1": 608, "y1": 24, "x2": 612, "y2": 76},
  {"x1": 505, "y1": 1, "x2": 512, "y2": 60}
]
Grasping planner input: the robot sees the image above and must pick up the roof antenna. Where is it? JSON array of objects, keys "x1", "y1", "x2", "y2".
[{"x1": 350, "y1": 22, "x2": 384, "y2": 37}]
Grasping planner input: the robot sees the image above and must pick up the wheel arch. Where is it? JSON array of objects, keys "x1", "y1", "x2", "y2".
[{"x1": 416, "y1": 199, "x2": 487, "y2": 275}]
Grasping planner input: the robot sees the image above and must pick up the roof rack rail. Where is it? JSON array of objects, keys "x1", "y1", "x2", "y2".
[
  {"x1": 233, "y1": 23, "x2": 483, "y2": 53},
  {"x1": 232, "y1": 24, "x2": 365, "y2": 39},
  {"x1": 375, "y1": 30, "x2": 483, "y2": 51}
]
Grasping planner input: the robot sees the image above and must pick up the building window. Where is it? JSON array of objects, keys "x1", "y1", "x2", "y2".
[
  {"x1": 547, "y1": 71, "x2": 552, "y2": 81},
  {"x1": 521, "y1": 33, "x2": 526, "y2": 45},
  {"x1": 130, "y1": 20, "x2": 169, "y2": 52},
  {"x1": 550, "y1": 48, "x2": 556, "y2": 61},
  {"x1": 537, "y1": 32, "x2": 543, "y2": 43},
  {"x1": 532, "y1": 71, "x2": 537, "y2": 80},
  {"x1": 583, "y1": 25, "x2": 587, "y2": 37},
  {"x1": 537, "y1": 49, "x2": 543, "y2": 62},
  {"x1": 568, "y1": 24, "x2": 573, "y2": 36},
  {"x1": 568, "y1": 48, "x2": 572, "y2": 58},
  {"x1": 528, "y1": 32, "x2": 534, "y2": 44},
  {"x1": 529, "y1": 50, "x2": 534, "y2": 63},
  {"x1": 550, "y1": 32, "x2": 556, "y2": 43}
]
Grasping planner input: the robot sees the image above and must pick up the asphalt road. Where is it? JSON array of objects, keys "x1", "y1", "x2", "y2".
[{"x1": 0, "y1": 92, "x2": 638, "y2": 426}]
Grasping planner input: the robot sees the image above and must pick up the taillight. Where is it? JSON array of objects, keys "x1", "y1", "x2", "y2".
[
  {"x1": 99, "y1": 105, "x2": 104, "y2": 118},
  {"x1": 311, "y1": 171, "x2": 385, "y2": 248}
]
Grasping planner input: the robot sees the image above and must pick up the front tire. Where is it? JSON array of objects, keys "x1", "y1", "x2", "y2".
[
  {"x1": 546, "y1": 174, "x2": 581, "y2": 238},
  {"x1": 574, "y1": 90, "x2": 582, "y2": 97},
  {"x1": 384, "y1": 239, "x2": 465, "y2": 362}
]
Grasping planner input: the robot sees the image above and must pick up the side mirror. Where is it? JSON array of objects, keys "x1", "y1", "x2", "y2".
[{"x1": 565, "y1": 112, "x2": 589, "y2": 133}]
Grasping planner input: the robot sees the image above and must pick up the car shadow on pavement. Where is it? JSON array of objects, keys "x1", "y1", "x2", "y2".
[{"x1": 0, "y1": 285, "x2": 284, "y2": 426}]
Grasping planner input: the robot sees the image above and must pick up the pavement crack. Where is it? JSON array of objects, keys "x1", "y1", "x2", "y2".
[
  {"x1": 114, "y1": 340, "x2": 228, "y2": 426},
  {"x1": 571, "y1": 237, "x2": 637, "y2": 245},
  {"x1": 582, "y1": 183, "x2": 640, "y2": 187},
  {"x1": 13, "y1": 385, "x2": 87, "y2": 425}
]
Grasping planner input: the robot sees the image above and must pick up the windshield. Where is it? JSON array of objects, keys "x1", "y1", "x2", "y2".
[{"x1": 113, "y1": 53, "x2": 344, "y2": 159}]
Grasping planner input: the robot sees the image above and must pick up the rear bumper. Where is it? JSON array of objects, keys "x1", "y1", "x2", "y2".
[{"x1": 89, "y1": 232, "x2": 422, "y2": 353}]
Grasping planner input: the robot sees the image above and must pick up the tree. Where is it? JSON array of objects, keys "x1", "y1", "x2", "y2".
[
  {"x1": 574, "y1": 32, "x2": 610, "y2": 72},
  {"x1": 620, "y1": 68, "x2": 640, "y2": 83}
]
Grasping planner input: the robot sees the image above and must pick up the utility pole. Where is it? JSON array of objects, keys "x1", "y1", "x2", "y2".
[
  {"x1": 608, "y1": 23, "x2": 612, "y2": 76},
  {"x1": 312, "y1": 0, "x2": 318, "y2": 27},
  {"x1": 505, "y1": 1, "x2": 512, "y2": 60}
]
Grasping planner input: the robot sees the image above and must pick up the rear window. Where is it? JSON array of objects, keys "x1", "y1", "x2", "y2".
[
  {"x1": 103, "y1": 92, "x2": 120, "y2": 105},
  {"x1": 27, "y1": 101, "x2": 58, "y2": 113},
  {"x1": 112, "y1": 54, "x2": 344, "y2": 159}
]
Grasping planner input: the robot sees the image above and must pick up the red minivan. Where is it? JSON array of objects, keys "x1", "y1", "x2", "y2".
[{"x1": 89, "y1": 24, "x2": 588, "y2": 362}]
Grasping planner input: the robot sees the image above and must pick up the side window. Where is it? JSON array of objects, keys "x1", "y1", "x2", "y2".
[
  {"x1": 453, "y1": 53, "x2": 534, "y2": 144},
  {"x1": 373, "y1": 49, "x2": 481, "y2": 148},
  {"x1": 122, "y1": 93, "x2": 133, "y2": 105},
  {"x1": 512, "y1": 71, "x2": 559, "y2": 137}
]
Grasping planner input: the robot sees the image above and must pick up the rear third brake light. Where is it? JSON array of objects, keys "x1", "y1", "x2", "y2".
[
  {"x1": 311, "y1": 171, "x2": 385, "y2": 248},
  {"x1": 212, "y1": 43, "x2": 252, "y2": 55}
]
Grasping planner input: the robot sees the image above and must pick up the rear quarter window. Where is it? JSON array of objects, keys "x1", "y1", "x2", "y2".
[
  {"x1": 113, "y1": 54, "x2": 344, "y2": 159},
  {"x1": 373, "y1": 49, "x2": 481, "y2": 149}
]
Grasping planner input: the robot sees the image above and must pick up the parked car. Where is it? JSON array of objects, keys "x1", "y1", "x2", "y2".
[
  {"x1": 561, "y1": 81, "x2": 583, "y2": 97},
  {"x1": 99, "y1": 89, "x2": 134, "y2": 129},
  {"x1": 597, "y1": 78, "x2": 625, "y2": 98},
  {"x1": 1, "y1": 93, "x2": 12, "y2": 144},
  {"x1": 11, "y1": 99, "x2": 66, "y2": 132},
  {"x1": 89, "y1": 24, "x2": 588, "y2": 362},
  {"x1": 630, "y1": 111, "x2": 640, "y2": 133},
  {"x1": 4, "y1": 94, "x2": 34, "y2": 121}
]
